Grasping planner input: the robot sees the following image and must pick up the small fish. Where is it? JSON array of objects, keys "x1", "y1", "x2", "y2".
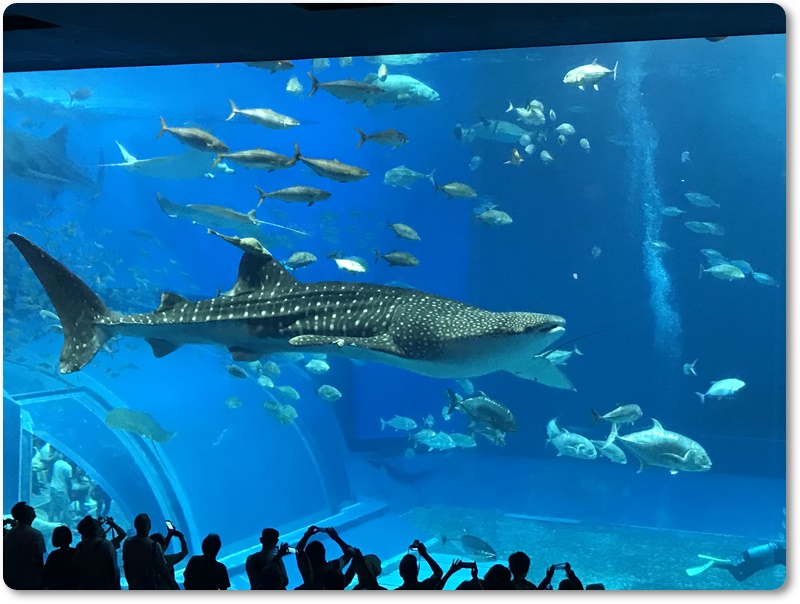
[
  {"x1": 245, "y1": 60, "x2": 294, "y2": 73},
  {"x1": 696, "y1": 378, "x2": 745, "y2": 404},
  {"x1": 681, "y1": 151, "x2": 691, "y2": 163},
  {"x1": 539, "y1": 150, "x2": 554, "y2": 164},
  {"x1": 355, "y1": 127, "x2": 408, "y2": 150},
  {"x1": 563, "y1": 59, "x2": 618, "y2": 91},
  {"x1": 105, "y1": 408, "x2": 175, "y2": 443},
  {"x1": 423, "y1": 414, "x2": 435, "y2": 429},
  {"x1": 375, "y1": 250, "x2": 419, "y2": 267},
  {"x1": 157, "y1": 117, "x2": 228, "y2": 153},
  {"x1": 468, "y1": 156, "x2": 483, "y2": 172},
  {"x1": 591, "y1": 246, "x2": 602, "y2": 258},
  {"x1": 334, "y1": 258, "x2": 367, "y2": 274},
  {"x1": 556, "y1": 123, "x2": 576, "y2": 136},
  {"x1": 286, "y1": 76, "x2": 304, "y2": 96},
  {"x1": 700, "y1": 263, "x2": 745, "y2": 281},
  {"x1": 435, "y1": 181, "x2": 477, "y2": 199},
  {"x1": 504, "y1": 148, "x2": 524, "y2": 166},
  {"x1": 312, "y1": 57, "x2": 330, "y2": 73},
  {"x1": 39, "y1": 309, "x2": 59, "y2": 321},
  {"x1": 384, "y1": 165, "x2": 436, "y2": 189},
  {"x1": 579, "y1": 138, "x2": 590, "y2": 152},
  {"x1": 684, "y1": 192, "x2": 720, "y2": 208},
  {"x1": 753, "y1": 272, "x2": 779, "y2": 287},
  {"x1": 377, "y1": 63, "x2": 388, "y2": 81},
  {"x1": 224, "y1": 396, "x2": 243, "y2": 410},
  {"x1": 316, "y1": 384, "x2": 343, "y2": 403},
  {"x1": 647, "y1": 240, "x2": 672, "y2": 253},
  {"x1": 304, "y1": 359, "x2": 330, "y2": 374},
  {"x1": 225, "y1": 364, "x2": 248, "y2": 379},
  {"x1": 474, "y1": 209, "x2": 513, "y2": 227},
  {"x1": 284, "y1": 251, "x2": 317, "y2": 270},
  {"x1": 226, "y1": 100, "x2": 300, "y2": 130},
  {"x1": 380, "y1": 415, "x2": 418, "y2": 432},
  {"x1": 661, "y1": 206, "x2": 685, "y2": 217},
  {"x1": 683, "y1": 359, "x2": 699, "y2": 376},
  {"x1": 65, "y1": 87, "x2": 93, "y2": 105},
  {"x1": 524, "y1": 144, "x2": 536, "y2": 155},
  {"x1": 256, "y1": 184, "x2": 331, "y2": 207},
  {"x1": 591, "y1": 404, "x2": 643, "y2": 426},
  {"x1": 388, "y1": 223, "x2": 421, "y2": 241},
  {"x1": 549, "y1": 109, "x2": 557, "y2": 121}
]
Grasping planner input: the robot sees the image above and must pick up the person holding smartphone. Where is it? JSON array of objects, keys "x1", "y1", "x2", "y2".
[
  {"x1": 540, "y1": 562, "x2": 583, "y2": 590},
  {"x1": 149, "y1": 520, "x2": 188, "y2": 589},
  {"x1": 246, "y1": 528, "x2": 289, "y2": 590},
  {"x1": 122, "y1": 513, "x2": 174, "y2": 590},
  {"x1": 395, "y1": 540, "x2": 443, "y2": 590}
]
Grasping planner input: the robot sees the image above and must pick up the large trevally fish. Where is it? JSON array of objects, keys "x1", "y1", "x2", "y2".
[{"x1": 7, "y1": 232, "x2": 569, "y2": 387}]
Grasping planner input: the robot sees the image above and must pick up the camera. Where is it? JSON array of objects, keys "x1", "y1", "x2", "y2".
[{"x1": 97, "y1": 516, "x2": 106, "y2": 524}]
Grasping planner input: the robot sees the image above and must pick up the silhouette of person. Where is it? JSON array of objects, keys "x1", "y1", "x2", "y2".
[
  {"x1": 122, "y1": 513, "x2": 173, "y2": 589},
  {"x1": 183, "y1": 534, "x2": 230, "y2": 590},
  {"x1": 396, "y1": 540, "x2": 443, "y2": 589},
  {"x1": 150, "y1": 526, "x2": 188, "y2": 589},
  {"x1": 296, "y1": 525, "x2": 353, "y2": 589},
  {"x1": 246, "y1": 528, "x2": 288, "y2": 589},
  {"x1": 74, "y1": 515, "x2": 119, "y2": 589},
  {"x1": 712, "y1": 542, "x2": 786, "y2": 582},
  {"x1": 90, "y1": 482, "x2": 112, "y2": 519},
  {"x1": 47, "y1": 452, "x2": 74, "y2": 524},
  {"x1": 508, "y1": 551, "x2": 536, "y2": 589},
  {"x1": 483, "y1": 564, "x2": 513, "y2": 589},
  {"x1": 344, "y1": 548, "x2": 385, "y2": 590},
  {"x1": 42, "y1": 526, "x2": 79, "y2": 589},
  {"x1": 3, "y1": 501, "x2": 47, "y2": 589}
]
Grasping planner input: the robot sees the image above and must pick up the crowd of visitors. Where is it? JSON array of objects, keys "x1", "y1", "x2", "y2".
[{"x1": 3, "y1": 499, "x2": 784, "y2": 590}]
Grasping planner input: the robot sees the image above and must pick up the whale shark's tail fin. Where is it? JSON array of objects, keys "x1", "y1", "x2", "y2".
[{"x1": 7, "y1": 234, "x2": 114, "y2": 373}]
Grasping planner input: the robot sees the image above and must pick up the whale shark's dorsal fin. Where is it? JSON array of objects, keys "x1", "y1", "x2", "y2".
[
  {"x1": 157, "y1": 292, "x2": 189, "y2": 312},
  {"x1": 233, "y1": 248, "x2": 298, "y2": 296}
]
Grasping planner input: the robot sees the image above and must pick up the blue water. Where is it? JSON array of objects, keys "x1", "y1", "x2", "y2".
[{"x1": 2, "y1": 35, "x2": 786, "y2": 585}]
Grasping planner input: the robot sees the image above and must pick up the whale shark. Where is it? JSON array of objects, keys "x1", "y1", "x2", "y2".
[{"x1": 7, "y1": 232, "x2": 570, "y2": 386}]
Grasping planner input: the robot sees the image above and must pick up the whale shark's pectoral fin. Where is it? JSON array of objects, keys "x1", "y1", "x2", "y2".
[
  {"x1": 288, "y1": 333, "x2": 401, "y2": 356},
  {"x1": 507, "y1": 356, "x2": 576, "y2": 390},
  {"x1": 229, "y1": 347, "x2": 261, "y2": 362},
  {"x1": 145, "y1": 338, "x2": 181, "y2": 358}
]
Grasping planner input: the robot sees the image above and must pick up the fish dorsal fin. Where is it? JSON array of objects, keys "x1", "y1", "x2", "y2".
[
  {"x1": 156, "y1": 292, "x2": 189, "y2": 312},
  {"x1": 592, "y1": 58, "x2": 599, "y2": 64},
  {"x1": 651, "y1": 418, "x2": 664, "y2": 430},
  {"x1": 233, "y1": 249, "x2": 298, "y2": 295},
  {"x1": 49, "y1": 126, "x2": 68, "y2": 152}
]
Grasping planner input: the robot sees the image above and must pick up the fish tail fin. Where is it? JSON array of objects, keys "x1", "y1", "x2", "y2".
[
  {"x1": 308, "y1": 72, "x2": 319, "y2": 97},
  {"x1": 374, "y1": 249, "x2": 381, "y2": 264},
  {"x1": 7, "y1": 234, "x2": 114, "y2": 374},
  {"x1": 65, "y1": 89, "x2": 74, "y2": 106},
  {"x1": 293, "y1": 141, "x2": 302, "y2": 161},
  {"x1": 427, "y1": 168, "x2": 437, "y2": 189},
  {"x1": 591, "y1": 408, "x2": 601, "y2": 426},
  {"x1": 156, "y1": 117, "x2": 168, "y2": 140},
  {"x1": 445, "y1": 389, "x2": 460, "y2": 416},
  {"x1": 211, "y1": 154, "x2": 223, "y2": 168},
  {"x1": 255, "y1": 185, "x2": 268, "y2": 207},
  {"x1": 226, "y1": 99, "x2": 238, "y2": 121},
  {"x1": 355, "y1": 127, "x2": 368, "y2": 150},
  {"x1": 698, "y1": 264, "x2": 705, "y2": 279},
  {"x1": 432, "y1": 176, "x2": 439, "y2": 194},
  {"x1": 380, "y1": 418, "x2": 386, "y2": 431},
  {"x1": 695, "y1": 392, "x2": 705, "y2": 405},
  {"x1": 612, "y1": 60, "x2": 619, "y2": 81},
  {"x1": 505, "y1": 101, "x2": 514, "y2": 113},
  {"x1": 606, "y1": 422, "x2": 619, "y2": 445},
  {"x1": 574, "y1": 345, "x2": 584, "y2": 356}
]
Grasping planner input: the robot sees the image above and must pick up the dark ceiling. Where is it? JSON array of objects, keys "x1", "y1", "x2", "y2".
[{"x1": 3, "y1": 3, "x2": 786, "y2": 73}]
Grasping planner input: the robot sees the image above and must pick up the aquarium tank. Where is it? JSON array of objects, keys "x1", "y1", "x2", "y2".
[{"x1": 3, "y1": 33, "x2": 786, "y2": 590}]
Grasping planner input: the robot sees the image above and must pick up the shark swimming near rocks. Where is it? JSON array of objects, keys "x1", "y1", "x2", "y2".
[
  {"x1": 7, "y1": 232, "x2": 570, "y2": 387},
  {"x1": 3, "y1": 126, "x2": 103, "y2": 199}
]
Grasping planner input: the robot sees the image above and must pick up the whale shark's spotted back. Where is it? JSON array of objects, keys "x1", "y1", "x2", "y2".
[{"x1": 7, "y1": 232, "x2": 567, "y2": 382}]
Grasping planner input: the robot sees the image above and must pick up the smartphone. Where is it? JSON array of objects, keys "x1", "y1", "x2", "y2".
[
  {"x1": 553, "y1": 563, "x2": 568, "y2": 570},
  {"x1": 463, "y1": 562, "x2": 478, "y2": 570},
  {"x1": 287, "y1": 547, "x2": 297, "y2": 554},
  {"x1": 165, "y1": 520, "x2": 174, "y2": 532}
]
